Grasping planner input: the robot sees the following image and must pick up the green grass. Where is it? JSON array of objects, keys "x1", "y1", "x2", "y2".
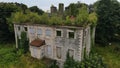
[
  {"x1": 0, "y1": 44, "x2": 46, "y2": 68},
  {"x1": 0, "y1": 43, "x2": 120, "y2": 68},
  {"x1": 94, "y1": 43, "x2": 120, "y2": 68}
]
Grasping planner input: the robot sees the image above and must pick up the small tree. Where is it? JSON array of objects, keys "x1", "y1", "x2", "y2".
[
  {"x1": 75, "y1": 5, "x2": 89, "y2": 26},
  {"x1": 29, "y1": 6, "x2": 44, "y2": 15},
  {"x1": 49, "y1": 15, "x2": 63, "y2": 25}
]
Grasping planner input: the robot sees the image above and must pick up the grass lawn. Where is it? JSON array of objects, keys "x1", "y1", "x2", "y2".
[{"x1": 94, "y1": 43, "x2": 120, "y2": 68}]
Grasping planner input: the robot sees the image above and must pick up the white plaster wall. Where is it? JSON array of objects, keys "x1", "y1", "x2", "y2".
[
  {"x1": 85, "y1": 26, "x2": 91, "y2": 56},
  {"x1": 30, "y1": 46, "x2": 45, "y2": 59},
  {"x1": 14, "y1": 24, "x2": 91, "y2": 63}
]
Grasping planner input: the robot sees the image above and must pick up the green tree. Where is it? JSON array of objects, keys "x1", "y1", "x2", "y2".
[
  {"x1": 75, "y1": 5, "x2": 89, "y2": 26},
  {"x1": 65, "y1": 2, "x2": 88, "y2": 17},
  {"x1": 0, "y1": 3, "x2": 27, "y2": 43},
  {"x1": 26, "y1": 12, "x2": 41, "y2": 23},
  {"x1": 9, "y1": 12, "x2": 27, "y2": 23},
  {"x1": 29, "y1": 6, "x2": 44, "y2": 15},
  {"x1": 0, "y1": 3, "x2": 21, "y2": 43},
  {"x1": 95, "y1": 0, "x2": 120, "y2": 44},
  {"x1": 65, "y1": 16, "x2": 74, "y2": 26},
  {"x1": 10, "y1": 11, "x2": 42, "y2": 24},
  {"x1": 49, "y1": 15, "x2": 63, "y2": 25},
  {"x1": 39, "y1": 13, "x2": 49, "y2": 24}
]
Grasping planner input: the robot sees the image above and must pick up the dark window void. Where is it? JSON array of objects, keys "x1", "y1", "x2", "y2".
[
  {"x1": 18, "y1": 26, "x2": 20, "y2": 31},
  {"x1": 24, "y1": 27, "x2": 27, "y2": 31},
  {"x1": 69, "y1": 32, "x2": 74, "y2": 38},
  {"x1": 56, "y1": 30, "x2": 61, "y2": 37}
]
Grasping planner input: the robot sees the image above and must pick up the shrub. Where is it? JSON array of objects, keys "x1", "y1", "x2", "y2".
[
  {"x1": 64, "y1": 52, "x2": 107, "y2": 68},
  {"x1": 0, "y1": 47, "x2": 18, "y2": 66},
  {"x1": 49, "y1": 60, "x2": 59, "y2": 68},
  {"x1": 64, "y1": 52, "x2": 76, "y2": 68},
  {"x1": 75, "y1": 5, "x2": 89, "y2": 26}
]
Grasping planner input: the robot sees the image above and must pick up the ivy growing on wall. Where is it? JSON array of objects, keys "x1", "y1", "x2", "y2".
[{"x1": 17, "y1": 32, "x2": 29, "y2": 53}]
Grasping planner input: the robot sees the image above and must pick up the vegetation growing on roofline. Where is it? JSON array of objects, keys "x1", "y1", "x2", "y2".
[{"x1": 9, "y1": 5, "x2": 97, "y2": 27}]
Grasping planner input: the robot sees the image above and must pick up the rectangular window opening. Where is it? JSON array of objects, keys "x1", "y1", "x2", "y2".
[
  {"x1": 56, "y1": 30, "x2": 61, "y2": 37},
  {"x1": 69, "y1": 32, "x2": 75, "y2": 38},
  {"x1": 24, "y1": 27, "x2": 27, "y2": 31},
  {"x1": 18, "y1": 26, "x2": 20, "y2": 31},
  {"x1": 37, "y1": 29, "x2": 42, "y2": 35},
  {"x1": 30, "y1": 28, "x2": 35, "y2": 34},
  {"x1": 46, "y1": 29, "x2": 51, "y2": 36},
  {"x1": 56, "y1": 47, "x2": 62, "y2": 59}
]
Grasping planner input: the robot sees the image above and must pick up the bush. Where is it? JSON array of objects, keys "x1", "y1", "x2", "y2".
[
  {"x1": 64, "y1": 52, "x2": 76, "y2": 68},
  {"x1": 64, "y1": 52, "x2": 107, "y2": 68},
  {"x1": 0, "y1": 47, "x2": 18, "y2": 66},
  {"x1": 76, "y1": 53, "x2": 107, "y2": 68},
  {"x1": 49, "y1": 60, "x2": 59, "y2": 68}
]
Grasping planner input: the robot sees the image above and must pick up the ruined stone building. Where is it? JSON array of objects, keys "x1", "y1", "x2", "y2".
[
  {"x1": 14, "y1": 24, "x2": 91, "y2": 62},
  {"x1": 14, "y1": 3, "x2": 91, "y2": 67}
]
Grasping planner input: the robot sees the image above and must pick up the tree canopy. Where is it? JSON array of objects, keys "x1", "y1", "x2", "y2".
[
  {"x1": 95, "y1": 0, "x2": 120, "y2": 44},
  {"x1": 65, "y1": 2, "x2": 88, "y2": 17},
  {"x1": 0, "y1": 2, "x2": 44, "y2": 43},
  {"x1": 11, "y1": 5, "x2": 97, "y2": 27},
  {"x1": 0, "y1": 2, "x2": 26, "y2": 43},
  {"x1": 29, "y1": 6, "x2": 44, "y2": 15}
]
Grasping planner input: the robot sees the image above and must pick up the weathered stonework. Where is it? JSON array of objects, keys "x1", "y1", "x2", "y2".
[{"x1": 14, "y1": 23, "x2": 91, "y2": 67}]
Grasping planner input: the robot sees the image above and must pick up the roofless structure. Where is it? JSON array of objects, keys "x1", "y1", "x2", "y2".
[{"x1": 13, "y1": 3, "x2": 94, "y2": 68}]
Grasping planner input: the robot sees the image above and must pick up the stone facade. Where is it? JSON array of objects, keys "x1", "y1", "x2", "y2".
[{"x1": 14, "y1": 24, "x2": 91, "y2": 64}]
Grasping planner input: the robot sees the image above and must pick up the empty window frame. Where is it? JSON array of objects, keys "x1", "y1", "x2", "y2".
[
  {"x1": 56, "y1": 30, "x2": 62, "y2": 37},
  {"x1": 68, "y1": 49, "x2": 74, "y2": 57},
  {"x1": 46, "y1": 29, "x2": 51, "y2": 36},
  {"x1": 29, "y1": 28, "x2": 35, "y2": 34},
  {"x1": 24, "y1": 27, "x2": 27, "y2": 31},
  {"x1": 46, "y1": 45, "x2": 52, "y2": 57},
  {"x1": 18, "y1": 26, "x2": 20, "y2": 31},
  {"x1": 56, "y1": 47, "x2": 62, "y2": 59},
  {"x1": 37, "y1": 29, "x2": 42, "y2": 35},
  {"x1": 68, "y1": 31, "x2": 75, "y2": 39}
]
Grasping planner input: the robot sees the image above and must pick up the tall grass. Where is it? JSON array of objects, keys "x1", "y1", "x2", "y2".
[
  {"x1": 0, "y1": 43, "x2": 120, "y2": 68},
  {"x1": 0, "y1": 44, "x2": 46, "y2": 68},
  {"x1": 94, "y1": 43, "x2": 120, "y2": 68}
]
